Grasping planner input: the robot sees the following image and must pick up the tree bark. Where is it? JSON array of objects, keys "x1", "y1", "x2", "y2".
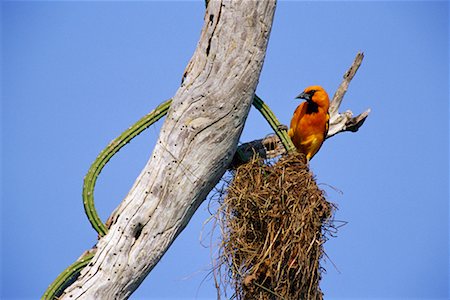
[{"x1": 60, "y1": 1, "x2": 277, "y2": 298}]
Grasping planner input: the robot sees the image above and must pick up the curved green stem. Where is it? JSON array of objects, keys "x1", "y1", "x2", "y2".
[
  {"x1": 42, "y1": 251, "x2": 95, "y2": 299},
  {"x1": 252, "y1": 95, "x2": 297, "y2": 153},
  {"x1": 83, "y1": 99, "x2": 172, "y2": 237}
]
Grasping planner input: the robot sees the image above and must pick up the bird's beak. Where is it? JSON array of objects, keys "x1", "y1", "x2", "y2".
[{"x1": 296, "y1": 91, "x2": 311, "y2": 102}]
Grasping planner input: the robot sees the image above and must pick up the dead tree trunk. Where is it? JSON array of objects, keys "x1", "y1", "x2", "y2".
[{"x1": 60, "y1": 1, "x2": 277, "y2": 298}]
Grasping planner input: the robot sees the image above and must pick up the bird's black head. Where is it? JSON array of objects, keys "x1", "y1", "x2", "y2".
[
  {"x1": 295, "y1": 86, "x2": 330, "y2": 110},
  {"x1": 296, "y1": 89, "x2": 317, "y2": 103}
]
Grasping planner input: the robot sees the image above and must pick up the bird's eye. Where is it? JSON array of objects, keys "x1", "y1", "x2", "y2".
[{"x1": 309, "y1": 89, "x2": 316, "y2": 94}]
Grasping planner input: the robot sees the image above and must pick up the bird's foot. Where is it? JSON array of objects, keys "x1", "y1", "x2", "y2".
[{"x1": 277, "y1": 124, "x2": 288, "y2": 132}]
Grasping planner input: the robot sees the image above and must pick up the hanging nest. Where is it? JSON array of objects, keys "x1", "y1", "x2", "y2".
[{"x1": 215, "y1": 153, "x2": 336, "y2": 300}]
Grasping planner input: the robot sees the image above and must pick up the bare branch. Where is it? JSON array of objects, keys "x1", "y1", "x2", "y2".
[
  {"x1": 329, "y1": 52, "x2": 364, "y2": 116},
  {"x1": 327, "y1": 52, "x2": 371, "y2": 138}
]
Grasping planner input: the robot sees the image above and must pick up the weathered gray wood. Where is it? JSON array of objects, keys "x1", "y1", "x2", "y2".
[
  {"x1": 60, "y1": 1, "x2": 277, "y2": 298},
  {"x1": 328, "y1": 52, "x2": 371, "y2": 138}
]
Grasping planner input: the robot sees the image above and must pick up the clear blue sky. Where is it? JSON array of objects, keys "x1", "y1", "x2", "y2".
[{"x1": 2, "y1": 1, "x2": 449, "y2": 299}]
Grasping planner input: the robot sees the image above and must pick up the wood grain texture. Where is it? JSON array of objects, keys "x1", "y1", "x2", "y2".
[{"x1": 60, "y1": 1, "x2": 277, "y2": 298}]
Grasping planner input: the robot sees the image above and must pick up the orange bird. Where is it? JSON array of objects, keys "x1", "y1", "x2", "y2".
[{"x1": 288, "y1": 85, "x2": 330, "y2": 160}]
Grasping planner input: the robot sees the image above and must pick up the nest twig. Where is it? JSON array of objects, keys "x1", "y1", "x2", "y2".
[{"x1": 215, "y1": 153, "x2": 336, "y2": 299}]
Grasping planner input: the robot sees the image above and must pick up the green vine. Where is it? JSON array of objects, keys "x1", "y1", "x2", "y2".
[
  {"x1": 252, "y1": 94, "x2": 296, "y2": 153},
  {"x1": 83, "y1": 99, "x2": 172, "y2": 237},
  {"x1": 42, "y1": 251, "x2": 95, "y2": 299}
]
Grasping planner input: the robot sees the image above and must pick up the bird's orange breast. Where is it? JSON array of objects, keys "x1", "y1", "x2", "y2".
[{"x1": 288, "y1": 102, "x2": 329, "y2": 160}]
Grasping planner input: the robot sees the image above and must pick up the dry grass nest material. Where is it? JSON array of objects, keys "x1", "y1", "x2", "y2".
[{"x1": 216, "y1": 153, "x2": 336, "y2": 300}]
